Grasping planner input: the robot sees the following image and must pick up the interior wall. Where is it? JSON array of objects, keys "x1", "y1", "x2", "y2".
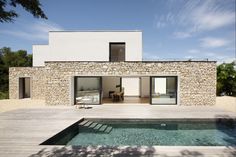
[
  {"x1": 167, "y1": 77, "x2": 176, "y2": 91},
  {"x1": 70, "y1": 77, "x2": 74, "y2": 105},
  {"x1": 76, "y1": 77, "x2": 100, "y2": 91},
  {"x1": 19, "y1": 78, "x2": 23, "y2": 99},
  {"x1": 155, "y1": 78, "x2": 167, "y2": 94},
  {"x1": 102, "y1": 77, "x2": 120, "y2": 98},
  {"x1": 24, "y1": 78, "x2": 31, "y2": 98},
  {"x1": 19, "y1": 77, "x2": 31, "y2": 99},
  {"x1": 140, "y1": 77, "x2": 150, "y2": 97},
  {"x1": 122, "y1": 77, "x2": 140, "y2": 96}
]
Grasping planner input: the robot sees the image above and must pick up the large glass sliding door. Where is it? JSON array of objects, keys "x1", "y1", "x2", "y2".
[
  {"x1": 74, "y1": 77, "x2": 102, "y2": 105},
  {"x1": 150, "y1": 76, "x2": 177, "y2": 105}
]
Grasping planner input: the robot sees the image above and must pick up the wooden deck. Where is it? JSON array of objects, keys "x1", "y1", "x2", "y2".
[{"x1": 0, "y1": 104, "x2": 236, "y2": 157}]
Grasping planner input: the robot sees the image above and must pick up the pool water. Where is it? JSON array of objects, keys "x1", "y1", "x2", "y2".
[{"x1": 66, "y1": 119, "x2": 236, "y2": 146}]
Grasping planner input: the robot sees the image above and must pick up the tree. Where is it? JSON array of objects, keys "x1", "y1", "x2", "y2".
[
  {"x1": 0, "y1": 47, "x2": 32, "y2": 99},
  {"x1": 217, "y1": 61, "x2": 236, "y2": 96},
  {"x1": 0, "y1": 0, "x2": 47, "y2": 23}
]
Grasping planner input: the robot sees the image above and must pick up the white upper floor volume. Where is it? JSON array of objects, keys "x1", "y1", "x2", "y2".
[{"x1": 33, "y1": 30, "x2": 142, "y2": 66}]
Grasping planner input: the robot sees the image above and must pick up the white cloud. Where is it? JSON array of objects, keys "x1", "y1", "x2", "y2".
[
  {"x1": 225, "y1": 46, "x2": 236, "y2": 51},
  {"x1": 187, "y1": 49, "x2": 217, "y2": 56},
  {"x1": 0, "y1": 30, "x2": 34, "y2": 40},
  {"x1": 156, "y1": 0, "x2": 235, "y2": 37},
  {"x1": 217, "y1": 58, "x2": 236, "y2": 65},
  {"x1": 205, "y1": 52, "x2": 216, "y2": 57},
  {"x1": 186, "y1": 48, "x2": 235, "y2": 63},
  {"x1": 156, "y1": 21, "x2": 166, "y2": 28},
  {"x1": 154, "y1": 11, "x2": 176, "y2": 29},
  {"x1": 188, "y1": 49, "x2": 200, "y2": 54},
  {"x1": 32, "y1": 21, "x2": 63, "y2": 34},
  {"x1": 184, "y1": 55, "x2": 195, "y2": 59},
  {"x1": 190, "y1": 1, "x2": 235, "y2": 32},
  {"x1": 0, "y1": 20, "x2": 63, "y2": 41},
  {"x1": 173, "y1": 31, "x2": 192, "y2": 38},
  {"x1": 200, "y1": 37, "x2": 229, "y2": 48},
  {"x1": 143, "y1": 52, "x2": 160, "y2": 60}
]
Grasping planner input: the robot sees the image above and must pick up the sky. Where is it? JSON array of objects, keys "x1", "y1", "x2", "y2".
[{"x1": 0, "y1": 0, "x2": 235, "y2": 63}]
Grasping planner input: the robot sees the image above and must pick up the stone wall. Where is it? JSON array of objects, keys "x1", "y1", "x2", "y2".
[
  {"x1": 45, "y1": 61, "x2": 216, "y2": 106},
  {"x1": 9, "y1": 61, "x2": 216, "y2": 106},
  {"x1": 9, "y1": 67, "x2": 46, "y2": 99}
]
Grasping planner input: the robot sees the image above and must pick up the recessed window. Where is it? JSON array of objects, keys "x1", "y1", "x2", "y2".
[
  {"x1": 151, "y1": 76, "x2": 177, "y2": 105},
  {"x1": 109, "y1": 43, "x2": 125, "y2": 62},
  {"x1": 74, "y1": 77, "x2": 102, "y2": 105}
]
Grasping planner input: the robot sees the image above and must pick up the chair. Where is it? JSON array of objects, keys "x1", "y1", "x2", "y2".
[
  {"x1": 112, "y1": 88, "x2": 124, "y2": 102},
  {"x1": 75, "y1": 97, "x2": 84, "y2": 108}
]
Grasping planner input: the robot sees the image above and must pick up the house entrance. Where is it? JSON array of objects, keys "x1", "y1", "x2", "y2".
[
  {"x1": 19, "y1": 77, "x2": 31, "y2": 99},
  {"x1": 102, "y1": 76, "x2": 150, "y2": 104}
]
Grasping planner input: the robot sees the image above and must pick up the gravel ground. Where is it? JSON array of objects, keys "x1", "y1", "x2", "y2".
[
  {"x1": 0, "y1": 99, "x2": 45, "y2": 113},
  {"x1": 215, "y1": 96, "x2": 236, "y2": 113},
  {"x1": 0, "y1": 96, "x2": 235, "y2": 113}
]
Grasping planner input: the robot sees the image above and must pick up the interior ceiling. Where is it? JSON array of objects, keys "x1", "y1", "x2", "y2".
[{"x1": 111, "y1": 45, "x2": 125, "y2": 53}]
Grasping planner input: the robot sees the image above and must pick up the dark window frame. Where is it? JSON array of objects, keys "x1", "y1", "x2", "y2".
[
  {"x1": 109, "y1": 42, "x2": 126, "y2": 62},
  {"x1": 150, "y1": 76, "x2": 178, "y2": 105},
  {"x1": 74, "y1": 76, "x2": 102, "y2": 105}
]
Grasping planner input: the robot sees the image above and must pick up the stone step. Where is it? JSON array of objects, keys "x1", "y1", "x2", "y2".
[
  {"x1": 84, "y1": 121, "x2": 93, "y2": 127},
  {"x1": 104, "y1": 126, "x2": 113, "y2": 133},
  {"x1": 88, "y1": 122, "x2": 97, "y2": 128},
  {"x1": 99, "y1": 125, "x2": 107, "y2": 132},
  {"x1": 94, "y1": 124, "x2": 103, "y2": 130},
  {"x1": 78, "y1": 120, "x2": 88, "y2": 126}
]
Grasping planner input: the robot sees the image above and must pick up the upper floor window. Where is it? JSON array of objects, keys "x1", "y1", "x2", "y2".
[{"x1": 109, "y1": 43, "x2": 125, "y2": 62}]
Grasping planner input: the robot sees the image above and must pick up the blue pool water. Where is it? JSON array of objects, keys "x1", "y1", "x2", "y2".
[{"x1": 66, "y1": 120, "x2": 236, "y2": 146}]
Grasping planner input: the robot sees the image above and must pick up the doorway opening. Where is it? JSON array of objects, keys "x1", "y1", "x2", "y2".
[
  {"x1": 102, "y1": 76, "x2": 150, "y2": 104},
  {"x1": 19, "y1": 77, "x2": 31, "y2": 99}
]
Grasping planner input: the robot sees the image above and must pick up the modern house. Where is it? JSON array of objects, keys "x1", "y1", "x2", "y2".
[{"x1": 9, "y1": 31, "x2": 216, "y2": 106}]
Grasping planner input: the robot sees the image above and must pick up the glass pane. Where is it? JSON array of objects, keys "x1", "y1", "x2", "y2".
[
  {"x1": 75, "y1": 77, "x2": 100, "y2": 104},
  {"x1": 110, "y1": 43, "x2": 125, "y2": 61},
  {"x1": 152, "y1": 77, "x2": 177, "y2": 104}
]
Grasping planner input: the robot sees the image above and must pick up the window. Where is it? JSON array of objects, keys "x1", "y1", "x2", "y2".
[
  {"x1": 109, "y1": 43, "x2": 125, "y2": 62},
  {"x1": 74, "y1": 77, "x2": 102, "y2": 105},
  {"x1": 150, "y1": 76, "x2": 177, "y2": 105}
]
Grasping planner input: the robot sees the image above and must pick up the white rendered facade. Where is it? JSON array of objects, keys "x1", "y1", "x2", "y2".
[{"x1": 33, "y1": 31, "x2": 142, "y2": 66}]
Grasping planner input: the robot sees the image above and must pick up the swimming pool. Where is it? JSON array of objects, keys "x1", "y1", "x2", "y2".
[{"x1": 41, "y1": 118, "x2": 236, "y2": 146}]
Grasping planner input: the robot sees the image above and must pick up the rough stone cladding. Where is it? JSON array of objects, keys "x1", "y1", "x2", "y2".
[
  {"x1": 9, "y1": 67, "x2": 46, "y2": 99},
  {"x1": 45, "y1": 61, "x2": 216, "y2": 106},
  {"x1": 9, "y1": 61, "x2": 216, "y2": 106}
]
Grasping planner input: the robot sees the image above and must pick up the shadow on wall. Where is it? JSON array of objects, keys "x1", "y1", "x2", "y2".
[{"x1": 28, "y1": 145, "x2": 236, "y2": 157}]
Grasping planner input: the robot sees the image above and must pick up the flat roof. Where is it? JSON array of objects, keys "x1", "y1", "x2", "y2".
[
  {"x1": 44, "y1": 60, "x2": 217, "y2": 63},
  {"x1": 49, "y1": 30, "x2": 142, "y2": 32}
]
